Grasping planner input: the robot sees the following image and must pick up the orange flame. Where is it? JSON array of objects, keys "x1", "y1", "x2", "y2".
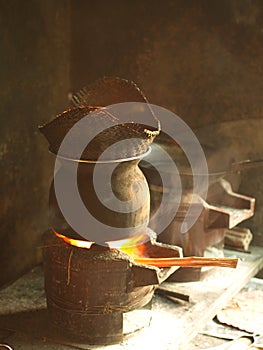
[
  {"x1": 54, "y1": 230, "x2": 93, "y2": 249},
  {"x1": 53, "y1": 231, "x2": 238, "y2": 269},
  {"x1": 53, "y1": 230, "x2": 148, "y2": 257},
  {"x1": 107, "y1": 233, "x2": 149, "y2": 258}
]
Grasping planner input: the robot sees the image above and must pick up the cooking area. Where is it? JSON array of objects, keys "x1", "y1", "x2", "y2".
[{"x1": 1, "y1": 1, "x2": 263, "y2": 350}]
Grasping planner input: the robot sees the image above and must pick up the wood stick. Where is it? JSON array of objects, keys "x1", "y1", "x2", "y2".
[
  {"x1": 224, "y1": 228, "x2": 253, "y2": 251},
  {"x1": 155, "y1": 287, "x2": 190, "y2": 302},
  {"x1": 134, "y1": 256, "x2": 239, "y2": 268}
]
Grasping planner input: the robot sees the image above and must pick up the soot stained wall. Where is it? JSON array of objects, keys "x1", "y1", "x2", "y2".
[
  {"x1": 0, "y1": 0, "x2": 70, "y2": 286},
  {"x1": 71, "y1": 0, "x2": 263, "y2": 129}
]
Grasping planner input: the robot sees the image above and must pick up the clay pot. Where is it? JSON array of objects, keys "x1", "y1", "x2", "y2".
[{"x1": 49, "y1": 152, "x2": 151, "y2": 243}]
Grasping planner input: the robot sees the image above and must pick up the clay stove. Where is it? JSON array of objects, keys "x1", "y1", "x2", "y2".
[
  {"x1": 42, "y1": 229, "x2": 182, "y2": 344},
  {"x1": 140, "y1": 135, "x2": 256, "y2": 281}
]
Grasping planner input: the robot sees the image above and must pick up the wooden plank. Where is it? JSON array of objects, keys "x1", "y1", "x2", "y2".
[{"x1": 0, "y1": 247, "x2": 262, "y2": 350}]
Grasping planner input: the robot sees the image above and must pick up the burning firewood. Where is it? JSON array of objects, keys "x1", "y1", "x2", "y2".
[{"x1": 133, "y1": 256, "x2": 238, "y2": 269}]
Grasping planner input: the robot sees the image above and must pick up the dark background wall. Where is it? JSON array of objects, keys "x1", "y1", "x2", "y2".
[
  {"x1": 71, "y1": 0, "x2": 263, "y2": 129},
  {"x1": 71, "y1": 0, "x2": 263, "y2": 261},
  {"x1": 0, "y1": 0, "x2": 262, "y2": 286},
  {"x1": 0, "y1": 0, "x2": 70, "y2": 286}
]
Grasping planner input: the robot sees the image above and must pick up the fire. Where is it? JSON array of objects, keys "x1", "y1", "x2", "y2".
[
  {"x1": 53, "y1": 230, "x2": 238, "y2": 269},
  {"x1": 54, "y1": 230, "x2": 93, "y2": 249},
  {"x1": 54, "y1": 229, "x2": 148, "y2": 258},
  {"x1": 107, "y1": 233, "x2": 148, "y2": 258}
]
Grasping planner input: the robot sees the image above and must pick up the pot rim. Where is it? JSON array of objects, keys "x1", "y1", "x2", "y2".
[{"x1": 52, "y1": 146, "x2": 152, "y2": 164}]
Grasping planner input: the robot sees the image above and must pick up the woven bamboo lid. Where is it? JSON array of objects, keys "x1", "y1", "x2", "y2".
[{"x1": 39, "y1": 78, "x2": 160, "y2": 161}]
